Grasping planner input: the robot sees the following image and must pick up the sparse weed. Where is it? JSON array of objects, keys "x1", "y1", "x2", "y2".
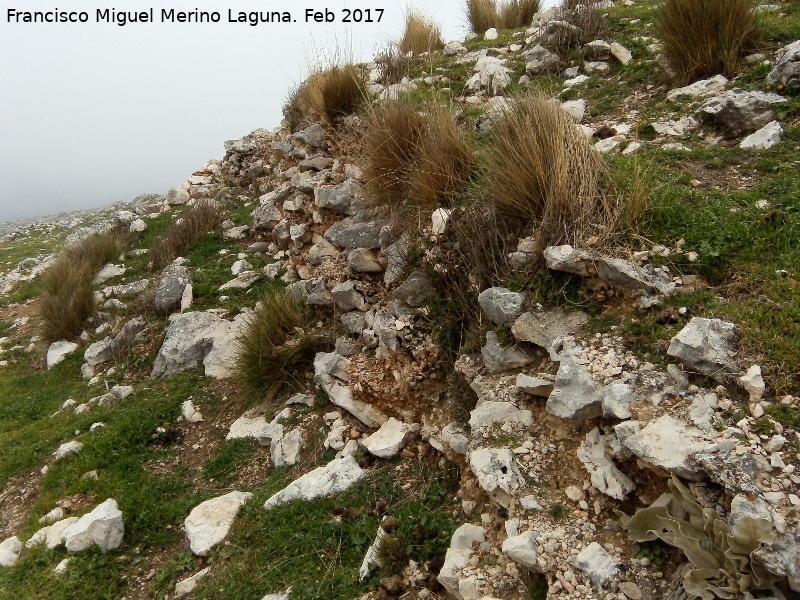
[{"x1": 151, "y1": 199, "x2": 222, "y2": 271}]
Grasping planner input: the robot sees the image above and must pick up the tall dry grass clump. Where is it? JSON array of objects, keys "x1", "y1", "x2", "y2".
[
  {"x1": 151, "y1": 199, "x2": 222, "y2": 271},
  {"x1": 363, "y1": 100, "x2": 474, "y2": 220},
  {"x1": 39, "y1": 230, "x2": 126, "y2": 342},
  {"x1": 657, "y1": 0, "x2": 760, "y2": 84},
  {"x1": 468, "y1": 0, "x2": 540, "y2": 32},
  {"x1": 236, "y1": 289, "x2": 327, "y2": 402},
  {"x1": 283, "y1": 64, "x2": 366, "y2": 131},
  {"x1": 500, "y1": 0, "x2": 541, "y2": 29},
  {"x1": 398, "y1": 14, "x2": 445, "y2": 55},
  {"x1": 467, "y1": 0, "x2": 499, "y2": 32},
  {"x1": 483, "y1": 93, "x2": 628, "y2": 251}
]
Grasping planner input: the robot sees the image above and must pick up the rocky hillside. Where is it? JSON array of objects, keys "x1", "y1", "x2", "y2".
[{"x1": 1, "y1": 1, "x2": 799, "y2": 600}]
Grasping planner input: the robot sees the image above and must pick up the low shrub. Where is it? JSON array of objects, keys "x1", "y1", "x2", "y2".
[
  {"x1": 482, "y1": 93, "x2": 632, "y2": 252},
  {"x1": 39, "y1": 230, "x2": 126, "y2": 342},
  {"x1": 151, "y1": 199, "x2": 222, "y2": 271},
  {"x1": 398, "y1": 14, "x2": 444, "y2": 55},
  {"x1": 657, "y1": 0, "x2": 760, "y2": 84},
  {"x1": 235, "y1": 289, "x2": 328, "y2": 403},
  {"x1": 363, "y1": 100, "x2": 474, "y2": 220},
  {"x1": 283, "y1": 64, "x2": 366, "y2": 130}
]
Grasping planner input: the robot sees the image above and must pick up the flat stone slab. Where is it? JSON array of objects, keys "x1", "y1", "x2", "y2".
[
  {"x1": 263, "y1": 456, "x2": 365, "y2": 510},
  {"x1": 185, "y1": 491, "x2": 253, "y2": 556}
]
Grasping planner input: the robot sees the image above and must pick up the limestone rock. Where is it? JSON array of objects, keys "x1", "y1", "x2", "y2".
[
  {"x1": 543, "y1": 245, "x2": 596, "y2": 277},
  {"x1": 482, "y1": 331, "x2": 535, "y2": 374},
  {"x1": 392, "y1": 270, "x2": 432, "y2": 308},
  {"x1": 575, "y1": 542, "x2": 618, "y2": 588},
  {"x1": 271, "y1": 428, "x2": 303, "y2": 468},
  {"x1": 325, "y1": 218, "x2": 387, "y2": 250},
  {"x1": 525, "y1": 44, "x2": 560, "y2": 75},
  {"x1": 64, "y1": 499, "x2": 124, "y2": 553},
  {"x1": 219, "y1": 271, "x2": 263, "y2": 291},
  {"x1": 740, "y1": 120, "x2": 783, "y2": 150},
  {"x1": 667, "y1": 75, "x2": 728, "y2": 100},
  {"x1": 469, "y1": 401, "x2": 533, "y2": 430},
  {"x1": 700, "y1": 88, "x2": 786, "y2": 134},
  {"x1": 502, "y1": 531, "x2": 539, "y2": 570},
  {"x1": 609, "y1": 42, "x2": 632, "y2": 65},
  {"x1": 184, "y1": 491, "x2": 253, "y2": 556},
  {"x1": 511, "y1": 309, "x2": 588, "y2": 350},
  {"x1": 478, "y1": 287, "x2": 526, "y2": 325},
  {"x1": 314, "y1": 352, "x2": 388, "y2": 427},
  {"x1": 441, "y1": 424, "x2": 470, "y2": 455},
  {"x1": 0, "y1": 537, "x2": 21, "y2": 567},
  {"x1": 622, "y1": 415, "x2": 713, "y2": 481},
  {"x1": 597, "y1": 258, "x2": 676, "y2": 296},
  {"x1": 331, "y1": 281, "x2": 366, "y2": 312},
  {"x1": 155, "y1": 263, "x2": 191, "y2": 314},
  {"x1": 293, "y1": 124, "x2": 325, "y2": 147},
  {"x1": 314, "y1": 179, "x2": 364, "y2": 215},
  {"x1": 601, "y1": 382, "x2": 638, "y2": 420},
  {"x1": 226, "y1": 414, "x2": 282, "y2": 441},
  {"x1": 546, "y1": 356, "x2": 603, "y2": 421},
  {"x1": 468, "y1": 448, "x2": 521, "y2": 507},
  {"x1": 577, "y1": 428, "x2": 635, "y2": 500},
  {"x1": 347, "y1": 248, "x2": 384, "y2": 273},
  {"x1": 54, "y1": 440, "x2": 83, "y2": 460},
  {"x1": 362, "y1": 418, "x2": 410, "y2": 458},
  {"x1": 175, "y1": 567, "x2": 211, "y2": 598},
  {"x1": 515, "y1": 374, "x2": 554, "y2": 397},
  {"x1": 151, "y1": 311, "x2": 248, "y2": 380},
  {"x1": 47, "y1": 341, "x2": 79, "y2": 369},
  {"x1": 667, "y1": 317, "x2": 737, "y2": 381},
  {"x1": 765, "y1": 40, "x2": 800, "y2": 90},
  {"x1": 263, "y1": 456, "x2": 364, "y2": 509}
]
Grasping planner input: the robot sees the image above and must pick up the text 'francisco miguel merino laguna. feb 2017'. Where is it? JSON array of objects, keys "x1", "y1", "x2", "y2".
[{"x1": 6, "y1": 8, "x2": 386, "y2": 26}]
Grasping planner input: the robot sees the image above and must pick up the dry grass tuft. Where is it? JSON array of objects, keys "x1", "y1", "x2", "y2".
[
  {"x1": 283, "y1": 64, "x2": 366, "y2": 130},
  {"x1": 483, "y1": 93, "x2": 630, "y2": 251},
  {"x1": 468, "y1": 0, "x2": 540, "y2": 32},
  {"x1": 499, "y1": 0, "x2": 541, "y2": 29},
  {"x1": 363, "y1": 100, "x2": 474, "y2": 221},
  {"x1": 151, "y1": 200, "x2": 222, "y2": 271},
  {"x1": 467, "y1": 0, "x2": 499, "y2": 33},
  {"x1": 398, "y1": 14, "x2": 445, "y2": 55},
  {"x1": 657, "y1": 0, "x2": 760, "y2": 84},
  {"x1": 549, "y1": 0, "x2": 606, "y2": 50},
  {"x1": 375, "y1": 48, "x2": 420, "y2": 85},
  {"x1": 39, "y1": 230, "x2": 127, "y2": 342},
  {"x1": 235, "y1": 289, "x2": 328, "y2": 403}
]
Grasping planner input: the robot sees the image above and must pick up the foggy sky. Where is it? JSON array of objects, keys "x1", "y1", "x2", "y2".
[{"x1": 0, "y1": 0, "x2": 556, "y2": 223}]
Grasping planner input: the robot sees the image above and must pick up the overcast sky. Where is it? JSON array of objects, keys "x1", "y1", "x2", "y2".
[{"x1": 0, "y1": 0, "x2": 556, "y2": 223}]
